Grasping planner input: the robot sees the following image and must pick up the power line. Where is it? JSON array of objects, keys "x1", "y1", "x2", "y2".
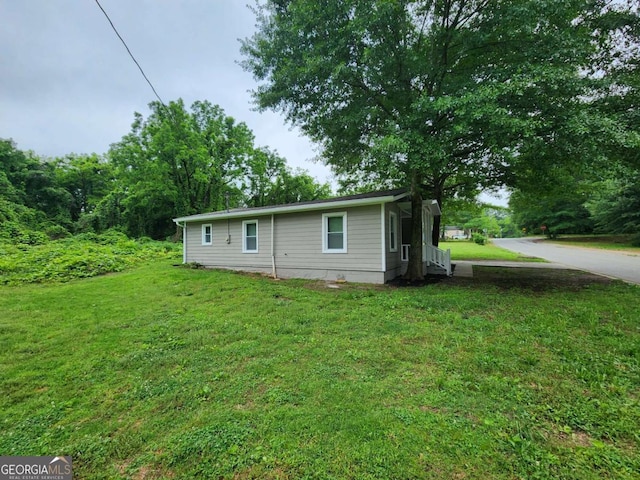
[{"x1": 94, "y1": 0, "x2": 166, "y2": 106}]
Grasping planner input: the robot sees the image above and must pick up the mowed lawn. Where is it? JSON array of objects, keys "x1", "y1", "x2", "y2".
[
  {"x1": 0, "y1": 261, "x2": 638, "y2": 479},
  {"x1": 443, "y1": 239, "x2": 545, "y2": 262}
]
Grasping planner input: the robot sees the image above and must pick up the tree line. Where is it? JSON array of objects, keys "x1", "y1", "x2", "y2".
[
  {"x1": 509, "y1": 164, "x2": 640, "y2": 243},
  {"x1": 1, "y1": 99, "x2": 331, "y2": 242}
]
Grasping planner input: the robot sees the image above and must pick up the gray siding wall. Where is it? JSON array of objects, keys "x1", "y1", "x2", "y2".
[
  {"x1": 184, "y1": 204, "x2": 385, "y2": 282},
  {"x1": 273, "y1": 204, "x2": 382, "y2": 272},
  {"x1": 185, "y1": 217, "x2": 273, "y2": 270}
]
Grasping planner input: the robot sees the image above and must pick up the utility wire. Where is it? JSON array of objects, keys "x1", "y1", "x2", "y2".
[{"x1": 94, "y1": 0, "x2": 167, "y2": 107}]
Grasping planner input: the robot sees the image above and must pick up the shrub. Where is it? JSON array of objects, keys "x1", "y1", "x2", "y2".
[
  {"x1": 472, "y1": 233, "x2": 487, "y2": 245},
  {"x1": 45, "y1": 225, "x2": 70, "y2": 240},
  {"x1": 96, "y1": 229, "x2": 129, "y2": 245}
]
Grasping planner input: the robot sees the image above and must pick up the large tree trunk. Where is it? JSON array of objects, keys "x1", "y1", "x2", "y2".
[{"x1": 404, "y1": 177, "x2": 424, "y2": 281}]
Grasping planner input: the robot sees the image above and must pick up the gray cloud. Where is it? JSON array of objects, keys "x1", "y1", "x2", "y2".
[{"x1": 0, "y1": 0, "x2": 332, "y2": 183}]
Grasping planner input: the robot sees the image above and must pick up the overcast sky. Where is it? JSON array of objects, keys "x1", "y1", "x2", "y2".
[
  {"x1": 0, "y1": 0, "x2": 333, "y2": 183},
  {"x1": 0, "y1": 0, "x2": 508, "y2": 205}
]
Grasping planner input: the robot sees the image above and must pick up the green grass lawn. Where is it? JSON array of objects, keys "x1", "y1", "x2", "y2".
[
  {"x1": 547, "y1": 235, "x2": 640, "y2": 252},
  {"x1": 442, "y1": 239, "x2": 544, "y2": 262},
  {"x1": 1, "y1": 261, "x2": 638, "y2": 479}
]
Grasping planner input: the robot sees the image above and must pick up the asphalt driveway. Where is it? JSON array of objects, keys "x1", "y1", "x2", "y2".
[{"x1": 492, "y1": 238, "x2": 640, "y2": 285}]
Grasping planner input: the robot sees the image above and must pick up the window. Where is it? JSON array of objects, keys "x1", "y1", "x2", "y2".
[
  {"x1": 389, "y1": 211, "x2": 398, "y2": 252},
  {"x1": 242, "y1": 220, "x2": 258, "y2": 253},
  {"x1": 202, "y1": 224, "x2": 212, "y2": 245},
  {"x1": 322, "y1": 212, "x2": 347, "y2": 253}
]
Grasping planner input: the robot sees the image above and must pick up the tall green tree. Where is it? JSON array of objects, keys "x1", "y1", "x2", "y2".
[
  {"x1": 0, "y1": 139, "x2": 52, "y2": 241},
  {"x1": 108, "y1": 99, "x2": 331, "y2": 239},
  {"x1": 589, "y1": 168, "x2": 640, "y2": 244},
  {"x1": 589, "y1": 1, "x2": 640, "y2": 171},
  {"x1": 54, "y1": 153, "x2": 114, "y2": 223},
  {"x1": 242, "y1": 0, "x2": 637, "y2": 279},
  {"x1": 510, "y1": 189, "x2": 594, "y2": 236},
  {"x1": 243, "y1": 147, "x2": 332, "y2": 207},
  {"x1": 0, "y1": 139, "x2": 31, "y2": 205},
  {"x1": 269, "y1": 168, "x2": 332, "y2": 205},
  {"x1": 109, "y1": 99, "x2": 256, "y2": 238},
  {"x1": 0, "y1": 139, "x2": 73, "y2": 228}
]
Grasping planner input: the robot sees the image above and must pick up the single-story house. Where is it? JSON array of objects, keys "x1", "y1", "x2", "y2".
[{"x1": 173, "y1": 188, "x2": 451, "y2": 284}]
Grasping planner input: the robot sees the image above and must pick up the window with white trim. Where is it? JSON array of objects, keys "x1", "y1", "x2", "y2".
[
  {"x1": 242, "y1": 220, "x2": 258, "y2": 253},
  {"x1": 389, "y1": 211, "x2": 398, "y2": 252},
  {"x1": 202, "y1": 224, "x2": 212, "y2": 245},
  {"x1": 322, "y1": 212, "x2": 347, "y2": 253}
]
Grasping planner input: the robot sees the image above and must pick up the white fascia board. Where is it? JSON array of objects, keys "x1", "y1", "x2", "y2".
[
  {"x1": 173, "y1": 191, "x2": 410, "y2": 224},
  {"x1": 428, "y1": 200, "x2": 442, "y2": 216},
  {"x1": 397, "y1": 199, "x2": 441, "y2": 216}
]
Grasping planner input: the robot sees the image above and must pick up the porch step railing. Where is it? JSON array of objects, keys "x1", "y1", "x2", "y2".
[
  {"x1": 428, "y1": 245, "x2": 452, "y2": 276},
  {"x1": 401, "y1": 244, "x2": 452, "y2": 276}
]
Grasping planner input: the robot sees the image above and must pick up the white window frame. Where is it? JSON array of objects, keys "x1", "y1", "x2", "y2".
[
  {"x1": 202, "y1": 223, "x2": 212, "y2": 245},
  {"x1": 242, "y1": 219, "x2": 259, "y2": 253},
  {"x1": 322, "y1": 212, "x2": 347, "y2": 253},
  {"x1": 389, "y1": 211, "x2": 398, "y2": 252}
]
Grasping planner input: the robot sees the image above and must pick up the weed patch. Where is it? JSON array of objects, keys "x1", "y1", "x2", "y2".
[{"x1": 0, "y1": 231, "x2": 180, "y2": 285}]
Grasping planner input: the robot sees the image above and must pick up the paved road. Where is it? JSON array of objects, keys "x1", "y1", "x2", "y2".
[{"x1": 493, "y1": 238, "x2": 640, "y2": 285}]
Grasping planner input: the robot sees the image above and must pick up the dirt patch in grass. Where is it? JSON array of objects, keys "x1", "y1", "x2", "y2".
[
  {"x1": 463, "y1": 266, "x2": 615, "y2": 292},
  {"x1": 387, "y1": 274, "x2": 449, "y2": 287},
  {"x1": 387, "y1": 266, "x2": 614, "y2": 291}
]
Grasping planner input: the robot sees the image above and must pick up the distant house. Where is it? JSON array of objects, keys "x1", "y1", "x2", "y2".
[
  {"x1": 444, "y1": 225, "x2": 467, "y2": 240},
  {"x1": 173, "y1": 189, "x2": 451, "y2": 284}
]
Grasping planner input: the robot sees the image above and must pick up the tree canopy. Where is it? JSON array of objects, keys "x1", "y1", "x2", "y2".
[{"x1": 1, "y1": 100, "x2": 330, "y2": 241}]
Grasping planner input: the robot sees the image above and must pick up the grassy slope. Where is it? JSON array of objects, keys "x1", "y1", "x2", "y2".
[
  {"x1": 0, "y1": 261, "x2": 638, "y2": 479},
  {"x1": 443, "y1": 239, "x2": 544, "y2": 262}
]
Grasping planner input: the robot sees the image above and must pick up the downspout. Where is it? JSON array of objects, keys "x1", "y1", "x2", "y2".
[{"x1": 271, "y1": 214, "x2": 277, "y2": 279}]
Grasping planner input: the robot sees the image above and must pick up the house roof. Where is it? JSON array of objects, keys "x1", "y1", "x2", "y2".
[{"x1": 173, "y1": 188, "x2": 410, "y2": 223}]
